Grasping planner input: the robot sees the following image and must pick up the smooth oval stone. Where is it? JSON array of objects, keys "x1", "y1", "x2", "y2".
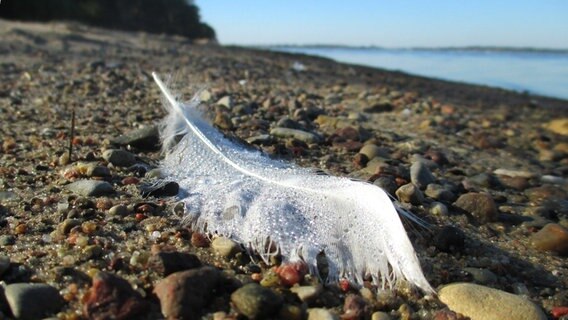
[{"x1": 439, "y1": 283, "x2": 546, "y2": 320}]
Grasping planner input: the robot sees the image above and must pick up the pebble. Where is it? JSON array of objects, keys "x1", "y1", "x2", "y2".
[
  {"x1": 270, "y1": 127, "x2": 322, "y2": 144},
  {"x1": 145, "y1": 168, "x2": 165, "y2": 179},
  {"x1": 216, "y1": 96, "x2": 232, "y2": 108},
  {"x1": 246, "y1": 134, "x2": 274, "y2": 145},
  {"x1": 4, "y1": 283, "x2": 64, "y2": 320},
  {"x1": 0, "y1": 255, "x2": 10, "y2": 277},
  {"x1": 497, "y1": 175, "x2": 530, "y2": 190},
  {"x1": 410, "y1": 161, "x2": 435, "y2": 189},
  {"x1": 231, "y1": 283, "x2": 283, "y2": 319},
  {"x1": 308, "y1": 308, "x2": 339, "y2": 320},
  {"x1": 0, "y1": 191, "x2": 19, "y2": 201},
  {"x1": 154, "y1": 267, "x2": 221, "y2": 319},
  {"x1": 493, "y1": 168, "x2": 536, "y2": 179},
  {"x1": 525, "y1": 185, "x2": 567, "y2": 203},
  {"x1": 343, "y1": 294, "x2": 368, "y2": 319},
  {"x1": 545, "y1": 118, "x2": 568, "y2": 135},
  {"x1": 110, "y1": 125, "x2": 160, "y2": 150},
  {"x1": 102, "y1": 149, "x2": 137, "y2": 167},
  {"x1": 425, "y1": 183, "x2": 456, "y2": 201},
  {"x1": 290, "y1": 285, "x2": 322, "y2": 302},
  {"x1": 140, "y1": 181, "x2": 179, "y2": 197},
  {"x1": 363, "y1": 99, "x2": 394, "y2": 113},
  {"x1": 462, "y1": 268, "x2": 497, "y2": 284},
  {"x1": 434, "y1": 226, "x2": 466, "y2": 253},
  {"x1": 85, "y1": 164, "x2": 111, "y2": 177},
  {"x1": 373, "y1": 176, "x2": 398, "y2": 196},
  {"x1": 199, "y1": 90, "x2": 212, "y2": 102},
  {"x1": 108, "y1": 204, "x2": 129, "y2": 216},
  {"x1": 65, "y1": 180, "x2": 114, "y2": 197},
  {"x1": 454, "y1": 192, "x2": 498, "y2": 223},
  {"x1": 395, "y1": 183, "x2": 424, "y2": 205},
  {"x1": 211, "y1": 236, "x2": 242, "y2": 258},
  {"x1": 463, "y1": 173, "x2": 494, "y2": 190},
  {"x1": 530, "y1": 223, "x2": 568, "y2": 255},
  {"x1": 359, "y1": 144, "x2": 389, "y2": 160},
  {"x1": 372, "y1": 311, "x2": 392, "y2": 320},
  {"x1": 147, "y1": 251, "x2": 202, "y2": 276},
  {"x1": 438, "y1": 283, "x2": 547, "y2": 320},
  {"x1": 83, "y1": 271, "x2": 148, "y2": 320},
  {"x1": 429, "y1": 202, "x2": 449, "y2": 216}
]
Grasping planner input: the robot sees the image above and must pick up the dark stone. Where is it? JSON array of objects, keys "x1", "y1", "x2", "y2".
[
  {"x1": 83, "y1": 272, "x2": 149, "y2": 320},
  {"x1": 373, "y1": 176, "x2": 398, "y2": 196},
  {"x1": 454, "y1": 192, "x2": 498, "y2": 223},
  {"x1": 111, "y1": 125, "x2": 160, "y2": 151},
  {"x1": 140, "y1": 181, "x2": 179, "y2": 197},
  {"x1": 434, "y1": 226, "x2": 466, "y2": 253},
  {"x1": 154, "y1": 267, "x2": 221, "y2": 319},
  {"x1": 231, "y1": 283, "x2": 283, "y2": 319},
  {"x1": 147, "y1": 251, "x2": 201, "y2": 276},
  {"x1": 363, "y1": 99, "x2": 394, "y2": 113}
]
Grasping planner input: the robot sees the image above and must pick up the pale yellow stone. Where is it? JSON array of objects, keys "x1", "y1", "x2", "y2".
[{"x1": 439, "y1": 283, "x2": 546, "y2": 320}]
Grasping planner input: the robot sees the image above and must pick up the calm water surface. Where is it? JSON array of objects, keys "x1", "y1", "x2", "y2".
[{"x1": 273, "y1": 47, "x2": 568, "y2": 100}]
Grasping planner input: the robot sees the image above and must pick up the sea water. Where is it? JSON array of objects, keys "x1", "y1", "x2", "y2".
[{"x1": 272, "y1": 46, "x2": 568, "y2": 101}]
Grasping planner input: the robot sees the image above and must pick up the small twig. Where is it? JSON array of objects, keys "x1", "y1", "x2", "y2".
[{"x1": 68, "y1": 105, "x2": 75, "y2": 162}]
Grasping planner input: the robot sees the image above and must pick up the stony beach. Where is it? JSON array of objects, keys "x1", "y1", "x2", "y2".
[{"x1": 1, "y1": 20, "x2": 567, "y2": 320}]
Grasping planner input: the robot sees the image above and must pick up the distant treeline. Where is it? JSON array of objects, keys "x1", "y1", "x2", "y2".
[{"x1": 0, "y1": 0, "x2": 216, "y2": 40}]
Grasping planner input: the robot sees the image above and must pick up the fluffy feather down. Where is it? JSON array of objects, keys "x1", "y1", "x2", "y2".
[{"x1": 153, "y1": 73, "x2": 432, "y2": 292}]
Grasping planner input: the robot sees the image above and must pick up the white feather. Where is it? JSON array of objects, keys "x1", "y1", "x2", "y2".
[{"x1": 152, "y1": 73, "x2": 432, "y2": 292}]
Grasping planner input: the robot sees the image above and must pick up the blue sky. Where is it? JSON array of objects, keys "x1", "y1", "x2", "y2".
[{"x1": 195, "y1": 1, "x2": 568, "y2": 49}]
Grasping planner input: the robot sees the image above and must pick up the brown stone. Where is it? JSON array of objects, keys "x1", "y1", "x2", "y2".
[
  {"x1": 530, "y1": 223, "x2": 568, "y2": 255},
  {"x1": 454, "y1": 192, "x2": 498, "y2": 223}
]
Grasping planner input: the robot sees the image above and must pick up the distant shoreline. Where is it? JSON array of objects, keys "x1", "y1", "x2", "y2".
[{"x1": 252, "y1": 44, "x2": 568, "y2": 55}]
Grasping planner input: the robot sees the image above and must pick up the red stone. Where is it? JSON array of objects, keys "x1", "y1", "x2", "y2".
[
  {"x1": 82, "y1": 272, "x2": 148, "y2": 320},
  {"x1": 552, "y1": 306, "x2": 568, "y2": 318}
]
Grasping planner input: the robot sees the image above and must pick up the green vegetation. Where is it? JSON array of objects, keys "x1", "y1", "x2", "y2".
[{"x1": 0, "y1": 0, "x2": 216, "y2": 40}]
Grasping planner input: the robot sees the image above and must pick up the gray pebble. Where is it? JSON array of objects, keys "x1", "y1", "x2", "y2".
[
  {"x1": 410, "y1": 161, "x2": 435, "y2": 189},
  {"x1": 66, "y1": 180, "x2": 114, "y2": 197},
  {"x1": 0, "y1": 191, "x2": 19, "y2": 202},
  {"x1": 395, "y1": 183, "x2": 424, "y2": 205},
  {"x1": 231, "y1": 283, "x2": 283, "y2": 319},
  {"x1": 270, "y1": 127, "x2": 322, "y2": 144},
  {"x1": 102, "y1": 149, "x2": 137, "y2": 167},
  {"x1": 4, "y1": 283, "x2": 64, "y2": 320}
]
